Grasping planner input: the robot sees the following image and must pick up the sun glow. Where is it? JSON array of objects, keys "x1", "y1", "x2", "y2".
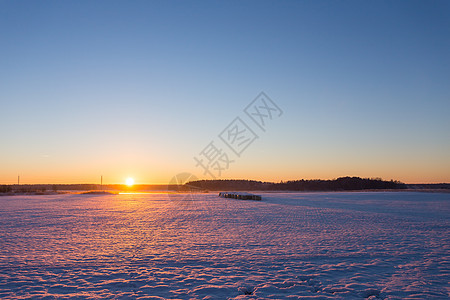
[{"x1": 125, "y1": 177, "x2": 135, "y2": 186}]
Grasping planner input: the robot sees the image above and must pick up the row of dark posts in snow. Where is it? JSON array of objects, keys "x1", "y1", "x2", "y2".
[{"x1": 218, "y1": 192, "x2": 262, "y2": 201}]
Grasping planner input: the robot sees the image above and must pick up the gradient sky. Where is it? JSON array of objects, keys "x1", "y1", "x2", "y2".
[{"x1": 1, "y1": 0, "x2": 449, "y2": 184}]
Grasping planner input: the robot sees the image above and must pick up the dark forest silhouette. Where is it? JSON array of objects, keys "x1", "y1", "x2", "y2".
[{"x1": 187, "y1": 177, "x2": 407, "y2": 191}]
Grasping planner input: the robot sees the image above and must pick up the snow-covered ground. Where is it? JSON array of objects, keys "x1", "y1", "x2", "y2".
[{"x1": 0, "y1": 192, "x2": 448, "y2": 299}]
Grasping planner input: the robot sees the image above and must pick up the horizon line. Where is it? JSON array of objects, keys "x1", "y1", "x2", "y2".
[{"x1": 2, "y1": 180, "x2": 450, "y2": 186}]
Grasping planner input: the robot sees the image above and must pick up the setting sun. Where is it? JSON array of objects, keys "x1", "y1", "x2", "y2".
[{"x1": 125, "y1": 177, "x2": 135, "y2": 186}]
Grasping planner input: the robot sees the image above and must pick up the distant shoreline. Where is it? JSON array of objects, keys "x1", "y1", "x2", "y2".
[
  {"x1": 1, "y1": 177, "x2": 449, "y2": 195},
  {"x1": 1, "y1": 188, "x2": 449, "y2": 197}
]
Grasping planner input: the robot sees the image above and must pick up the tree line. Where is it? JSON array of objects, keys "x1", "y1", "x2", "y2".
[{"x1": 187, "y1": 177, "x2": 407, "y2": 191}]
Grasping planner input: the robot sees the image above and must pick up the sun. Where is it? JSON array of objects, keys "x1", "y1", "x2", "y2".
[{"x1": 125, "y1": 177, "x2": 135, "y2": 186}]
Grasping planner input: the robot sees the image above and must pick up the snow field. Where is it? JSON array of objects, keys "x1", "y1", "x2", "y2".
[{"x1": 0, "y1": 192, "x2": 448, "y2": 299}]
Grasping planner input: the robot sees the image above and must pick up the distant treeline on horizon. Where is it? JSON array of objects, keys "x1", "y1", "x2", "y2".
[
  {"x1": 1, "y1": 177, "x2": 449, "y2": 193},
  {"x1": 187, "y1": 177, "x2": 408, "y2": 191},
  {"x1": 186, "y1": 178, "x2": 450, "y2": 191}
]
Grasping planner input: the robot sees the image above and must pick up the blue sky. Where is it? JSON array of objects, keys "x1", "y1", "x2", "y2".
[{"x1": 0, "y1": 0, "x2": 449, "y2": 184}]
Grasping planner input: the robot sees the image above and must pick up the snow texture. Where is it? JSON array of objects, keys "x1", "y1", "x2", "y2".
[{"x1": 0, "y1": 192, "x2": 448, "y2": 299}]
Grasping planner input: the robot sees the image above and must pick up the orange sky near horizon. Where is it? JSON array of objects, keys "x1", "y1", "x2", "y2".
[{"x1": 1, "y1": 158, "x2": 448, "y2": 185}]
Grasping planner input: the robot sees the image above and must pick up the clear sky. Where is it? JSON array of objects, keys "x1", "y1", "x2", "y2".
[{"x1": 1, "y1": 0, "x2": 449, "y2": 184}]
